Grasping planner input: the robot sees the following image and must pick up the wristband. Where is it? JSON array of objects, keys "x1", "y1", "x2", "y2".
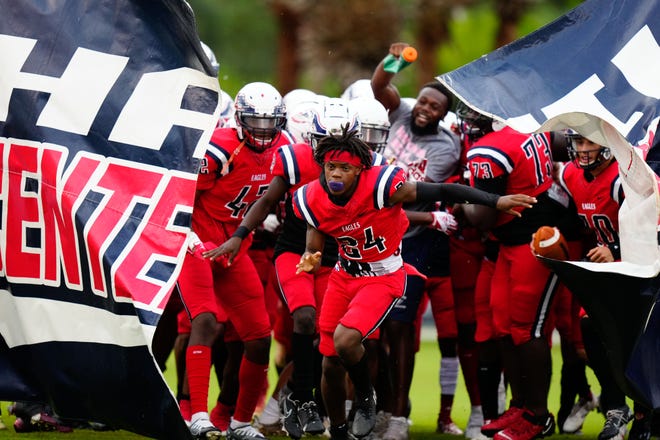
[
  {"x1": 232, "y1": 226, "x2": 250, "y2": 240},
  {"x1": 607, "y1": 243, "x2": 621, "y2": 260},
  {"x1": 383, "y1": 54, "x2": 413, "y2": 74}
]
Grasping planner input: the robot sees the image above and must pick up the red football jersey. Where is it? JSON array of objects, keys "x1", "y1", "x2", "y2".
[
  {"x1": 271, "y1": 142, "x2": 322, "y2": 193},
  {"x1": 467, "y1": 127, "x2": 554, "y2": 228},
  {"x1": 195, "y1": 127, "x2": 294, "y2": 225},
  {"x1": 272, "y1": 143, "x2": 387, "y2": 194},
  {"x1": 292, "y1": 165, "x2": 409, "y2": 264},
  {"x1": 560, "y1": 160, "x2": 623, "y2": 246},
  {"x1": 467, "y1": 127, "x2": 553, "y2": 195}
]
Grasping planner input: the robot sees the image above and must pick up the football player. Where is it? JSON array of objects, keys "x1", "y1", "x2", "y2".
[
  {"x1": 558, "y1": 131, "x2": 647, "y2": 440},
  {"x1": 293, "y1": 127, "x2": 535, "y2": 440},
  {"x1": 179, "y1": 81, "x2": 293, "y2": 440},
  {"x1": 209, "y1": 98, "x2": 372, "y2": 439},
  {"x1": 457, "y1": 102, "x2": 569, "y2": 440}
]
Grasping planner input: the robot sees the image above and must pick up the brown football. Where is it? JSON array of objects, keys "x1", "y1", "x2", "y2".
[{"x1": 531, "y1": 226, "x2": 569, "y2": 260}]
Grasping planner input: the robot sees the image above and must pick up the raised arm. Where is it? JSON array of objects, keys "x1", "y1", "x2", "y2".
[{"x1": 371, "y1": 42, "x2": 411, "y2": 113}]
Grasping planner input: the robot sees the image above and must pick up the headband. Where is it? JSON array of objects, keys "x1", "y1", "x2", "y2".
[{"x1": 323, "y1": 150, "x2": 364, "y2": 168}]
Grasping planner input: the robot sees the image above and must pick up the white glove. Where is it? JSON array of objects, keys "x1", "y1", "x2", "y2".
[
  {"x1": 187, "y1": 231, "x2": 203, "y2": 253},
  {"x1": 187, "y1": 231, "x2": 208, "y2": 259},
  {"x1": 429, "y1": 211, "x2": 458, "y2": 234},
  {"x1": 262, "y1": 213, "x2": 281, "y2": 233}
]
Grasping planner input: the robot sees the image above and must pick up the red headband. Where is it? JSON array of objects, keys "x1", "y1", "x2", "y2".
[{"x1": 323, "y1": 151, "x2": 363, "y2": 168}]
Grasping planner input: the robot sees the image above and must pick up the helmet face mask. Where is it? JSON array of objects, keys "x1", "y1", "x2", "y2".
[
  {"x1": 360, "y1": 124, "x2": 389, "y2": 153},
  {"x1": 565, "y1": 130, "x2": 611, "y2": 171},
  {"x1": 348, "y1": 97, "x2": 390, "y2": 153},
  {"x1": 234, "y1": 82, "x2": 286, "y2": 151},
  {"x1": 456, "y1": 101, "x2": 494, "y2": 144}
]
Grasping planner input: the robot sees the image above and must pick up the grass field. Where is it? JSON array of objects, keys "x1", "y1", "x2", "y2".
[{"x1": 0, "y1": 334, "x2": 611, "y2": 439}]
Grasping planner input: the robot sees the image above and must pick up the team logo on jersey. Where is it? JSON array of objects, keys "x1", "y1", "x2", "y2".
[{"x1": 341, "y1": 222, "x2": 361, "y2": 233}]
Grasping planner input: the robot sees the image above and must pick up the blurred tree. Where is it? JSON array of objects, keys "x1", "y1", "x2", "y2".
[
  {"x1": 188, "y1": 0, "x2": 582, "y2": 98},
  {"x1": 494, "y1": 0, "x2": 531, "y2": 47},
  {"x1": 300, "y1": 0, "x2": 402, "y2": 95},
  {"x1": 268, "y1": 0, "x2": 310, "y2": 95},
  {"x1": 412, "y1": 0, "x2": 475, "y2": 89}
]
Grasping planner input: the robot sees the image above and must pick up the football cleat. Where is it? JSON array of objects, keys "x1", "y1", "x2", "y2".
[
  {"x1": 562, "y1": 395, "x2": 599, "y2": 433},
  {"x1": 481, "y1": 406, "x2": 525, "y2": 437},
  {"x1": 227, "y1": 423, "x2": 268, "y2": 440},
  {"x1": 299, "y1": 401, "x2": 325, "y2": 435},
  {"x1": 382, "y1": 415, "x2": 409, "y2": 440},
  {"x1": 189, "y1": 418, "x2": 222, "y2": 440},
  {"x1": 279, "y1": 391, "x2": 303, "y2": 439},
  {"x1": 351, "y1": 388, "x2": 376, "y2": 438},
  {"x1": 598, "y1": 406, "x2": 633, "y2": 440},
  {"x1": 494, "y1": 411, "x2": 555, "y2": 440}
]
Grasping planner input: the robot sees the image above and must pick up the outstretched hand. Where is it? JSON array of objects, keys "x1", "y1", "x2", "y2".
[
  {"x1": 296, "y1": 251, "x2": 322, "y2": 274},
  {"x1": 496, "y1": 194, "x2": 537, "y2": 217},
  {"x1": 202, "y1": 236, "x2": 241, "y2": 267}
]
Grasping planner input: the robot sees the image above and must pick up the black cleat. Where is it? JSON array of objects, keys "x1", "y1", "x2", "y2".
[{"x1": 351, "y1": 388, "x2": 376, "y2": 438}]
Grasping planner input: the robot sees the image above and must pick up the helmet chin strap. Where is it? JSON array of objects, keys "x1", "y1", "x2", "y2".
[{"x1": 221, "y1": 139, "x2": 246, "y2": 175}]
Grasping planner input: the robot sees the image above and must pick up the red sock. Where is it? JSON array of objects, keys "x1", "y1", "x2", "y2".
[
  {"x1": 179, "y1": 399, "x2": 192, "y2": 422},
  {"x1": 233, "y1": 357, "x2": 268, "y2": 424},
  {"x1": 210, "y1": 402, "x2": 233, "y2": 431},
  {"x1": 186, "y1": 345, "x2": 212, "y2": 415}
]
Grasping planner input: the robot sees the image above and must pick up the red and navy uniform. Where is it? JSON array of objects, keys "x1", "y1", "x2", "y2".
[
  {"x1": 467, "y1": 127, "x2": 565, "y2": 344},
  {"x1": 179, "y1": 127, "x2": 294, "y2": 333},
  {"x1": 292, "y1": 165, "x2": 408, "y2": 356},
  {"x1": 194, "y1": 128, "x2": 294, "y2": 231},
  {"x1": 559, "y1": 160, "x2": 623, "y2": 249},
  {"x1": 176, "y1": 126, "x2": 294, "y2": 423},
  {"x1": 272, "y1": 144, "x2": 387, "y2": 315}
]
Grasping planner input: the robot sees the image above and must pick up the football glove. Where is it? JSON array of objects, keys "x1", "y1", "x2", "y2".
[{"x1": 429, "y1": 211, "x2": 458, "y2": 234}]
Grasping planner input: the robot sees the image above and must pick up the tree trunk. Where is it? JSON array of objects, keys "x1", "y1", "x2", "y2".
[{"x1": 270, "y1": 1, "x2": 303, "y2": 95}]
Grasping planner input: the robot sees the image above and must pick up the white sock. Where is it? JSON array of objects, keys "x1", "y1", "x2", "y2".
[
  {"x1": 258, "y1": 397, "x2": 281, "y2": 425},
  {"x1": 440, "y1": 357, "x2": 459, "y2": 395},
  {"x1": 191, "y1": 411, "x2": 210, "y2": 424},
  {"x1": 230, "y1": 417, "x2": 250, "y2": 429}
]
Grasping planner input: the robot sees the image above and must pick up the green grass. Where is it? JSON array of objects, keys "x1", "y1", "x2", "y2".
[{"x1": 0, "y1": 335, "x2": 610, "y2": 439}]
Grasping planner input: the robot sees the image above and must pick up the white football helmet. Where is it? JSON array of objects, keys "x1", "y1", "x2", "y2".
[
  {"x1": 234, "y1": 82, "x2": 286, "y2": 151},
  {"x1": 308, "y1": 98, "x2": 361, "y2": 149},
  {"x1": 217, "y1": 90, "x2": 235, "y2": 128},
  {"x1": 349, "y1": 97, "x2": 390, "y2": 153},
  {"x1": 286, "y1": 94, "x2": 325, "y2": 144},
  {"x1": 283, "y1": 89, "x2": 318, "y2": 112},
  {"x1": 440, "y1": 110, "x2": 458, "y2": 133},
  {"x1": 341, "y1": 79, "x2": 374, "y2": 101},
  {"x1": 200, "y1": 41, "x2": 219, "y2": 76}
]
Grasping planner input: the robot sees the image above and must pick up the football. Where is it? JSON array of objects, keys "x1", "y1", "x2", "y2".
[{"x1": 531, "y1": 226, "x2": 569, "y2": 260}]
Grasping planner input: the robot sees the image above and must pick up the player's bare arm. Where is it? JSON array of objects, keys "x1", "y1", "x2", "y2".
[
  {"x1": 371, "y1": 43, "x2": 410, "y2": 112},
  {"x1": 203, "y1": 176, "x2": 289, "y2": 264}
]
